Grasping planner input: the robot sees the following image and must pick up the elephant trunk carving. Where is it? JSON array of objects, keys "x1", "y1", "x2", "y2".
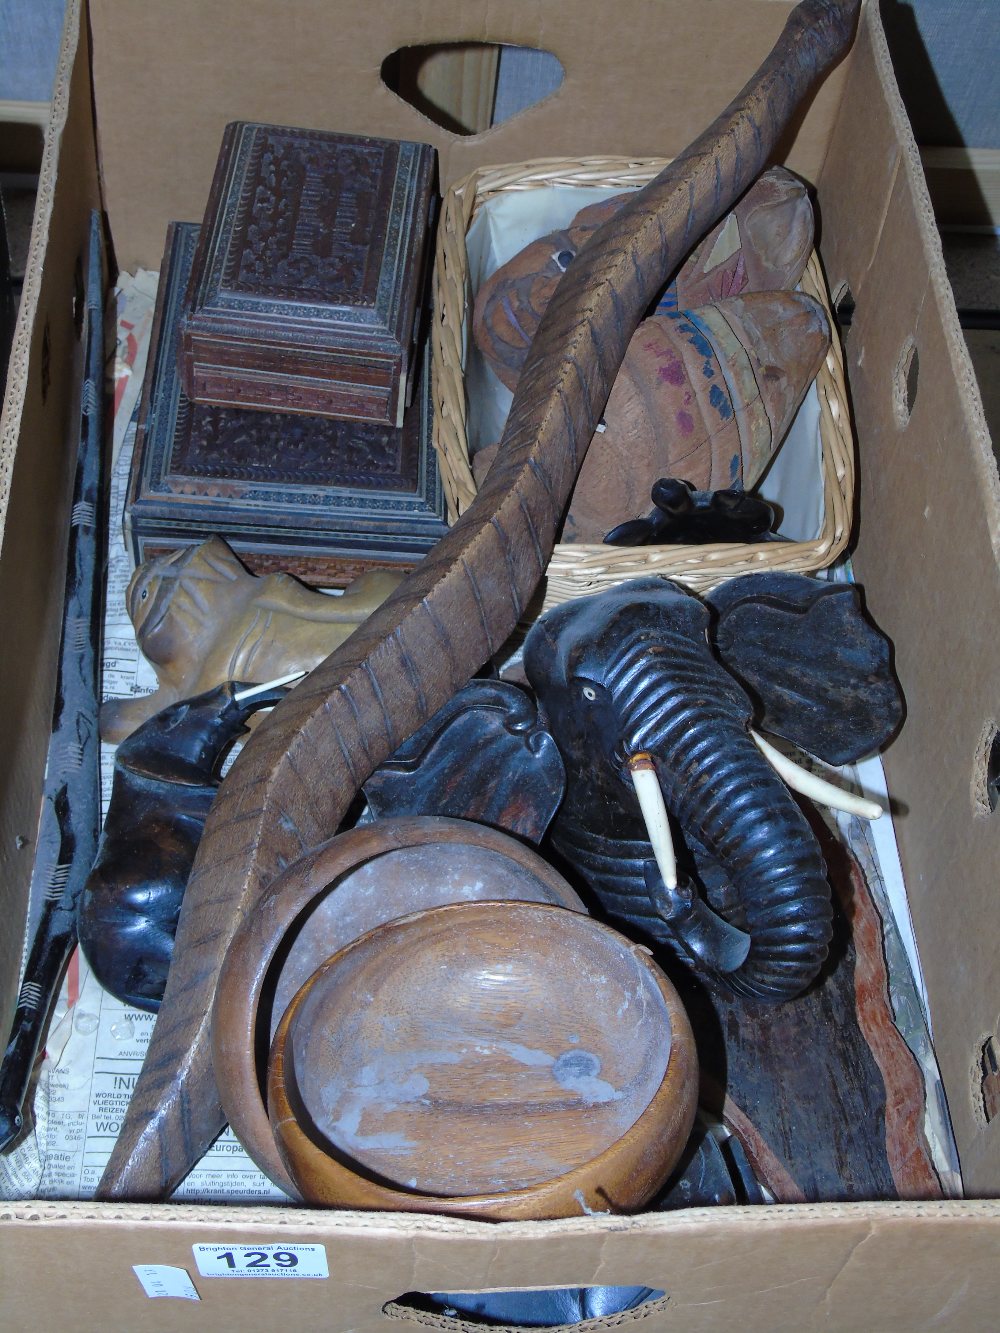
[
  {"x1": 523, "y1": 573, "x2": 903, "y2": 1005},
  {"x1": 605, "y1": 631, "x2": 833, "y2": 999},
  {"x1": 98, "y1": 0, "x2": 862, "y2": 1199}
]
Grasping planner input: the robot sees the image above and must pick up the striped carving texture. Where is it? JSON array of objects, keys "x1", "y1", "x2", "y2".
[{"x1": 98, "y1": 0, "x2": 861, "y2": 1199}]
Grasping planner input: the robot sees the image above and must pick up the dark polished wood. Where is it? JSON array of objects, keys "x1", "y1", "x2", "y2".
[
  {"x1": 98, "y1": 0, "x2": 862, "y2": 1201},
  {"x1": 362, "y1": 679, "x2": 565, "y2": 841},
  {"x1": 79, "y1": 681, "x2": 287, "y2": 1012},
  {"x1": 682, "y1": 820, "x2": 942, "y2": 1202},
  {"x1": 603, "y1": 478, "x2": 779, "y2": 547},
  {"x1": 128, "y1": 223, "x2": 447, "y2": 586},
  {"x1": 0, "y1": 214, "x2": 106, "y2": 1151},
  {"x1": 180, "y1": 123, "x2": 435, "y2": 425}
]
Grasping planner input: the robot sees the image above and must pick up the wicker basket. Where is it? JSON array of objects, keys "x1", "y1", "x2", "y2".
[{"x1": 431, "y1": 157, "x2": 855, "y2": 609}]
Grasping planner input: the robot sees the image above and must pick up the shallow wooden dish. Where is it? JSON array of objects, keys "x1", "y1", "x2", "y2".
[
  {"x1": 213, "y1": 816, "x2": 585, "y2": 1194},
  {"x1": 268, "y1": 899, "x2": 698, "y2": 1219}
]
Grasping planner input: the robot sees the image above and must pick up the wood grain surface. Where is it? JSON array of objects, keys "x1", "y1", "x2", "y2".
[
  {"x1": 98, "y1": 0, "x2": 862, "y2": 1200},
  {"x1": 212, "y1": 816, "x2": 585, "y2": 1194},
  {"x1": 268, "y1": 900, "x2": 698, "y2": 1217},
  {"x1": 685, "y1": 819, "x2": 942, "y2": 1202}
]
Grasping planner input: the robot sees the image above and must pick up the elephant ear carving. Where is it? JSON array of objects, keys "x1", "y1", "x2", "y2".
[
  {"x1": 706, "y1": 573, "x2": 904, "y2": 766},
  {"x1": 362, "y1": 679, "x2": 565, "y2": 842}
]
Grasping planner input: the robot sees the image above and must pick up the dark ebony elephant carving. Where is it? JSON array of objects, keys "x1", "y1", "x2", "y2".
[
  {"x1": 519, "y1": 573, "x2": 903, "y2": 1001},
  {"x1": 378, "y1": 573, "x2": 901, "y2": 1003},
  {"x1": 78, "y1": 680, "x2": 288, "y2": 1011}
]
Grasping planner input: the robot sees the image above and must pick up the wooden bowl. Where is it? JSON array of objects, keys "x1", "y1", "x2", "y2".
[
  {"x1": 268, "y1": 900, "x2": 698, "y2": 1219},
  {"x1": 213, "y1": 816, "x2": 585, "y2": 1195}
]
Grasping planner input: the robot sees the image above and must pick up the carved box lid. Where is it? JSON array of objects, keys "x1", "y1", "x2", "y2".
[
  {"x1": 127, "y1": 223, "x2": 448, "y2": 587},
  {"x1": 179, "y1": 122, "x2": 436, "y2": 426}
]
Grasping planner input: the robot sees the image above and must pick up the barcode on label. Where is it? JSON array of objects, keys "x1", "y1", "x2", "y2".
[{"x1": 193, "y1": 1243, "x2": 328, "y2": 1279}]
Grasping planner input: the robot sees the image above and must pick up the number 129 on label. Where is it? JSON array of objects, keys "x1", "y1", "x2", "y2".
[{"x1": 192, "y1": 1243, "x2": 328, "y2": 1278}]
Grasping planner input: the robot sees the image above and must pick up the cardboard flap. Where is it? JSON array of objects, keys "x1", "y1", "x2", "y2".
[
  {"x1": 89, "y1": 0, "x2": 850, "y2": 271},
  {"x1": 5, "y1": 1200, "x2": 1000, "y2": 1330},
  {"x1": 819, "y1": 2, "x2": 1000, "y2": 1192}
]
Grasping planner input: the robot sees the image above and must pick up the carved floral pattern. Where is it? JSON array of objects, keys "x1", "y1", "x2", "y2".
[
  {"x1": 228, "y1": 131, "x2": 395, "y2": 306},
  {"x1": 171, "y1": 396, "x2": 415, "y2": 487}
]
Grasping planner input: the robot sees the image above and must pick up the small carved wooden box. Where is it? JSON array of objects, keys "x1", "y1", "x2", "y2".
[
  {"x1": 126, "y1": 223, "x2": 448, "y2": 586},
  {"x1": 179, "y1": 121, "x2": 436, "y2": 426}
]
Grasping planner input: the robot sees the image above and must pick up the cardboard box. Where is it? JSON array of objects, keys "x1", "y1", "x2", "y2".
[{"x1": 2, "y1": 1, "x2": 999, "y2": 1328}]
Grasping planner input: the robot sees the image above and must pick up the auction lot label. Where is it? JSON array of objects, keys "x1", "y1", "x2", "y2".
[{"x1": 193, "y1": 1243, "x2": 329, "y2": 1278}]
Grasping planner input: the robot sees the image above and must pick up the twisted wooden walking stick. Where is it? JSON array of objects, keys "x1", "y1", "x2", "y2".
[{"x1": 100, "y1": 0, "x2": 861, "y2": 1199}]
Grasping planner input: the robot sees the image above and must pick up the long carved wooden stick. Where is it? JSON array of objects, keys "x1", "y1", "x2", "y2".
[
  {"x1": 99, "y1": 0, "x2": 861, "y2": 1199},
  {"x1": 0, "y1": 213, "x2": 106, "y2": 1151}
]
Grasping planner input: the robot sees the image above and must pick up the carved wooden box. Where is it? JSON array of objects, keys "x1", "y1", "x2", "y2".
[
  {"x1": 126, "y1": 222, "x2": 448, "y2": 586},
  {"x1": 178, "y1": 122, "x2": 436, "y2": 426}
]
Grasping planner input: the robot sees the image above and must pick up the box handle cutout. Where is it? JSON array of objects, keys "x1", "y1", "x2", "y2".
[
  {"x1": 381, "y1": 44, "x2": 563, "y2": 137},
  {"x1": 383, "y1": 1287, "x2": 667, "y2": 1330},
  {"x1": 977, "y1": 1035, "x2": 1000, "y2": 1124},
  {"x1": 893, "y1": 336, "x2": 919, "y2": 427},
  {"x1": 971, "y1": 719, "x2": 999, "y2": 816},
  {"x1": 832, "y1": 281, "x2": 855, "y2": 332}
]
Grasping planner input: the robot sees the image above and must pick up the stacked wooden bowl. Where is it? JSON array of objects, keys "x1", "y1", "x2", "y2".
[{"x1": 213, "y1": 817, "x2": 698, "y2": 1218}]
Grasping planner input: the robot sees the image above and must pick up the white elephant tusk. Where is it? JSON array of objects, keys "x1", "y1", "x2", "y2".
[
  {"x1": 627, "y1": 753, "x2": 678, "y2": 890},
  {"x1": 233, "y1": 670, "x2": 307, "y2": 703},
  {"x1": 750, "y1": 730, "x2": 884, "y2": 821}
]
